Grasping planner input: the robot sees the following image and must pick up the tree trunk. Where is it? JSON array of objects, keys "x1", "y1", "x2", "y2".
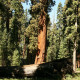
[
  {"x1": 73, "y1": 17, "x2": 77, "y2": 72},
  {"x1": 73, "y1": 40, "x2": 76, "y2": 72},
  {"x1": 35, "y1": 11, "x2": 46, "y2": 64},
  {"x1": 26, "y1": 37, "x2": 31, "y2": 64},
  {"x1": 22, "y1": 33, "x2": 26, "y2": 59}
]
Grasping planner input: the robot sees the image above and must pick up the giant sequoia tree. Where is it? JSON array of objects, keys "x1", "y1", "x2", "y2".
[{"x1": 27, "y1": 0, "x2": 55, "y2": 64}]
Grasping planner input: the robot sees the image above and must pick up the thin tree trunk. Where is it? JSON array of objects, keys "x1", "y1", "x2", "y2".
[
  {"x1": 22, "y1": 33, "x2": 26, "y2": 58},
  {"x1": 73, "y1": 15, "x2": 77, "y2": 72},
  {"x1": 26, "y1": 37, "x2": 30, "y2": 64},
  {"x1": 73, "y1": 40, "x2": 76, "y2": 72}
]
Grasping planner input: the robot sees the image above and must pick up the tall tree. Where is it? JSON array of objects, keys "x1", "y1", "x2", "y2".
[
  {"x1": 63, "y1": 0, "x2": 80, "y2": 72},
  {"x1": 10, "y1": 0, "x2": 28, "y2": 66},
  {"x1": 47, "y1": 23, "x2": 59, "y2": 61},
  {"x1": 26, "y1": 0, "x2": 55, "y2": 64},
  {"x1": 0, "y1": 0, "x2": 11, "y2": 66},
  {"x1": 32, "y1": 0, "x2": 55, "y2": 64},
  {"x1": 56, "y1": 2, "x2": 64, "y2": 59}
]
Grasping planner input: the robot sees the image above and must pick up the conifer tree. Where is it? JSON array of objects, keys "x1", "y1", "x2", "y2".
[
  {"x1": 0, "y1": 0, "x2": 11, "y2": 66},
  {"x1": 57, "y1": 2, "x2": 63, "y2": 28},
  {"x1": 0, "y1": 0, "x2": 27, "y2": 66},
  {"x1": 63, "y1": 0, "x2": 80, "y2": 71},
  {"x1": 56, "y1": 2, "x2": 69, "y2": 59},
  {"x1": 25, "y1": 0, "x2": 55, "y2": 64},
  {"x1": 47, "y1": 24, "x2": 58, "y2": 61},
  {"x1": 29, "y1": 0, "x2": 55, "y2": 64},
  {"x1": 10, "y1": 0, "x2": 27, "y2": 65}
]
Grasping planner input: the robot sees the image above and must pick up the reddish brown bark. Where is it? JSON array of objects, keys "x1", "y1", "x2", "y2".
[
  {"x1": 35, "y1": 10, "x2": 46, "y2": 64},
  {"x1": 76, "y1": 55, "x2": 80, "y2": 68}
]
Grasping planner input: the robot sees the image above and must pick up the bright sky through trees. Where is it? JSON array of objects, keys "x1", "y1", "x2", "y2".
[
  {"x1": 22, "y1": 0, "x2": 65, "y2": 24},
  {"x1": 49, "y1": 0, "x2": 65, "y2": 24}
]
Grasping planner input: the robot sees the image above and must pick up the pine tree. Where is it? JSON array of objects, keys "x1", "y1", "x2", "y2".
[
  {"x1": 47, "y1": 24, "x2": 58, "y2": 61},
  {"x1": 0, "y1": 0, "x2": 27, "y2": 66},
  {"x1": 10, "y1": 0, "x2": 27, "y2": 65},
  {"x1": 63, "y1": 0, "x2": 80, "y2": 71},
  {"x1": 57, "y1": 2, "x2": 63, "y2": 28},
  {"x1": 0, "y1": 0, "x2": 11, "y2": 66},
  {"x1": 56, "y1": 2, "x2": 64, "y2": 59}
]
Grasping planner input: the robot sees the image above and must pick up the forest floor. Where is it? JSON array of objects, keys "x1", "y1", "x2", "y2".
[
  {"x1": 0, "y1": 73, "x2": 80, "y2": 80},
  {"x1": 64, "y1": 73, "x2": 80, "y2": 80}
]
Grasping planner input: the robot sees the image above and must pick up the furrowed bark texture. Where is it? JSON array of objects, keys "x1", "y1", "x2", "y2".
[{"x1": 35, "y1": 10, "x2": 46, "y2": 64}]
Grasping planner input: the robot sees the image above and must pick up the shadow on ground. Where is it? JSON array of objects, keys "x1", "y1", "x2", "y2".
[{"x1": 0, "y1": 58, "x2": 73, "y2": 80}]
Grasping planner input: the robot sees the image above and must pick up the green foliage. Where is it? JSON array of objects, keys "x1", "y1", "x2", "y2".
[
  {"x1": 47, "y1": 24, "x2": 60, "y2": 61},
  {"x1": 64, "y1": 73, "x2": 80, "y2": 80},
  {"x1": 12, "y1": 49, "x2": 20, "y2": 66},
  {"x1": 26, "y1": 18, "x2": 38, "y2": 54},
  {"x1": 57, "y1": 2, "x2": 63, "y2": 28},
  {"x1": 63, "y1": 0, "x2": 80, "y2": 57},
  {"x1": 47, "y1": 2, "x2": 64, "y2": 60},
  {"x1": 47, "y1": 0, "x2": 80, "y2": 60},
  {"x1": 58, "y1": 39, "x2": 69, "y2": 58},
  {"x1": 0, "y1": 0, "x2": 27, "y2": 66}
]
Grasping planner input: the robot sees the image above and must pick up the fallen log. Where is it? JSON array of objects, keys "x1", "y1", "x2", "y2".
[{"x1": 0, "y1": 58, "x2": 73, "y2": 78}]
